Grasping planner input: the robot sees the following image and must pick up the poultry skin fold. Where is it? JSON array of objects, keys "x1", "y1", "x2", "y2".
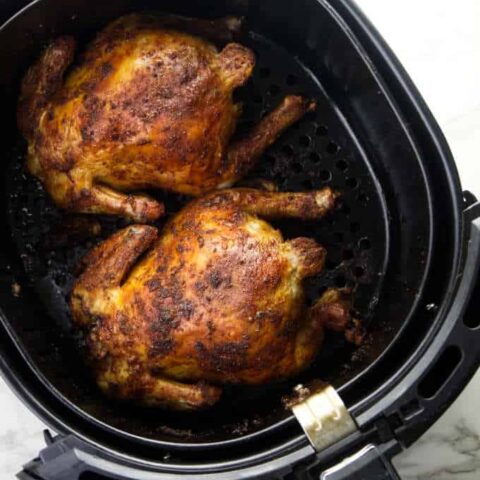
[
  {"x1": 70, "y1": 187, "x2": 358, "y2": 410},
  {"x1": 17, "y1": 14, "x2": 315, "y2": 222}
]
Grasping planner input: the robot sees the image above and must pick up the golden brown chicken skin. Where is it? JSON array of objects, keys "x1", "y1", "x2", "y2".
[
  {"x1": 70, "y1": 187, "x2": 356, "y2": 410},
  {"x1": 17, "y1": 14, "x2": 315, "y2": 222}
]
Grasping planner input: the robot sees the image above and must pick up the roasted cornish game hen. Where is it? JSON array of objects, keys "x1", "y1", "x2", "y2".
[
  {"x1": 71, "y1": 188, "x2": 360, "y2": 410},
  {"x1": 17, "y1": 14, "x2": 315, "y2": 222}
]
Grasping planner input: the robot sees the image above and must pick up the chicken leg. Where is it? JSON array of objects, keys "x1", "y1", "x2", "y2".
[
  {"x1": 17, "y1": 36, "x2": 76, "y2": 139},
  {"x1": 224, "y1": 96, "x2": 316, "y2": 183},
  {"x1": 199, "y1": 186, "x2": 338, "y2": 219},
  {"x1": 294, "y1": 288, "x2": 357, "y2": 369}
]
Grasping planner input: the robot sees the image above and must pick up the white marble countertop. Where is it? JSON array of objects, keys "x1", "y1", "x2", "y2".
[
  {"x1": 359, "y1": 0, "x2": 480, "y2": 477},
  {"x1": 1, "y1": 0, "x2": 479, "y2": 478}
]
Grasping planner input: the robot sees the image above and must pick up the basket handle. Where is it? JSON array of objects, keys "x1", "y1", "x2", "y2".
[{"x1": 319, "y1": 443, "x2": 400, "y2": 479}]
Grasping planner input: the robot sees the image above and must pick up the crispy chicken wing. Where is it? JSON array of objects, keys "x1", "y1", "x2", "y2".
[
  {"x1": 70, "y1": 187, "x2": 357, "y2": 410},
  {"x1": 18, "y1": 14, "x2": 315, "y2": 222}
]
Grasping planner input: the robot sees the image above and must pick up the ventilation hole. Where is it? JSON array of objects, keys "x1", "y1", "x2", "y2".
[
  {"x1": 342, "y1": 249, "x2": 354, "y2": 260},
  {"x1": 336, "y1": 159, "x2": 348, "y2": 171},
  {"x1": 316, "y1": 125, "x2": 328, "y2": 136},
  {"x1": 241, "y1": 120, "x2": 255, "y2": 131},
  {"x1": 282, "y1": 144, "x2": 294, "y2": 157},
  {"x1": 345, "y1": 177, "x2": 359, "y2": 189},
  {"x1": 333, "y1": 232, "x2": 343, "y2": 243},
  {"x1": 304, "y1": 109, "x2": 317, "y2": 122},
  {"x1": 335, "y1": 274, "x2": 346, "y2": 287},
  {"x1": 309, "y1": 152, "x2": 321, "y2": 163},
  {"x1": 319, "y1": 170, "x2": 332, "y2": 182},
  {"x1": 463, "y1": 274, "x2": 480, "y2": 328},
  {"x1": 358, "y1": 237, "x2": 371, "y2": 250},
  {"x1": 357, "y1": 193, "x2": 369, "y2": 205},
  {"x1": 418, "y1": 346, "x2": 462, "y2": 399},
  {"x1": 286, "y1": 74, "x2": 298, "y2": 86},
  {"x1": 275, "y1": 175, "x2": 286, "y2": 185},
  {"x1": 302, "y1": 178, "x2": 314, "y2": 189},
  {"x1": 350, "y1": 222, "x2": 360, "y2": 233},
  {"x1": 317, "y1": 285, "x2": 327, "y2": 297},
  {"x1": 326, "y1": 142, "x2": 340, "y2": 155},
  {"x1": 268, "y1": 84, "x2": 280, "y2": 96},
  {"x1": 242, "y1": 104, "x2": 252, "y2": 116},
  {"x1": 291, "y1": 162, "x2": 303, "y2": 174},
  {"x1": 265, "y1": 154, "x2": 276, "y2": 166},
  {"x1": 340, "y1": 204, "x2": 351, "y2": 216},
  {"x1": 326, "y1": 259, "x2": 338, "y2": 270},
  {"x1": 354, "y1": 266, "x2": 365, "y2": 278},
  {"x1": 259, "y1": 67, "x2": 270, "y2": 78},
  {"x1": 299, "y1": 135, "x2": 311, "y2": 147},
  {"x1": 253, "y1": 94, "x2": 263, "y2": 104}
]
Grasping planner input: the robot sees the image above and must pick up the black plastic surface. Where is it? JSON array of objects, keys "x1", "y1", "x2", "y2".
[
  {"x1": 0, "y1": 0, "x2": 477, "y2": 478},
  {"x1": 17, "y1": 434, "x2": 403, "y2": 480},
  {"x1": 355, "y1": 200, "x2": 480, "y2": 447},
  {"x1": 5, "y1": 29, "x2": 390, "y2": 445},
  {"x1": 320, "y1": 443, "x2": 400, "y2": 480}
]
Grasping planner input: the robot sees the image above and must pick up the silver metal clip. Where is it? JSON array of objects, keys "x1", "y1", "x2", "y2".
[{"x1": 291, "y1": 382, "x2": 357, "y2": 451}]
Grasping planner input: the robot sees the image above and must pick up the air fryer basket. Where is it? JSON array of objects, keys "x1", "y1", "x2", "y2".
[
  {"x1": 6, "y1": 21, "x2": 393, "y2": 444},
  {"x1": 0, "y1": 0, "x2": 479, "y2": 478}
]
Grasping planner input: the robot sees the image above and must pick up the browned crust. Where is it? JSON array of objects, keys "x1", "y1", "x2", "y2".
[
  {"x1": 17, "y1": 36, "x2": 75, "y2": 138},
  {"x1": 288, "y1": 237, "x2": 326, "y2": 278},
  {"x1": 218, "y1": 43, "x2": 255, "y2": 88},
  {"x1": 74, "y1": 224, "x2": 158, "y2": 288},
  {"x1": 198, "y1": 187, "x2": 338, "y2": 220},
  {"x1": 309, "y1": 288, "x2": 365, "y2": 345}
]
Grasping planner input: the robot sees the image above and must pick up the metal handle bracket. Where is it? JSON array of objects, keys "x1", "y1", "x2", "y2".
[{"x1": 291, "y1": 383, "x2": 358, "y2": 452}]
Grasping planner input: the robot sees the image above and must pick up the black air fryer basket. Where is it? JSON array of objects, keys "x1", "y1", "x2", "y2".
[{"x1": 0, "y1": 0, "x2": 479, "y2": 479}]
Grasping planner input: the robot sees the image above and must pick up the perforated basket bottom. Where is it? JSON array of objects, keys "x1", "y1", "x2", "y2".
[{"x1": 5, "y1": 32, "x2": 388, "y2": 442}]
